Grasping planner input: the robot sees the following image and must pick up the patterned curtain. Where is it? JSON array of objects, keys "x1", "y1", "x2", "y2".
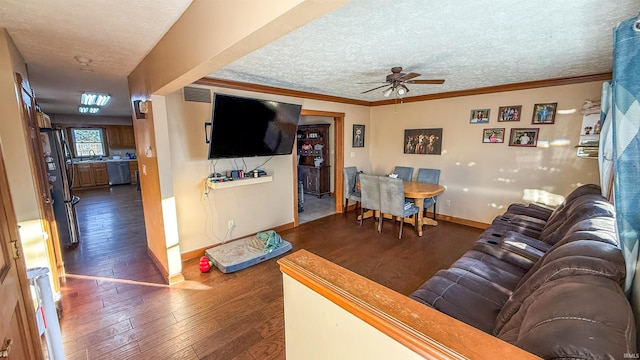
[{"x1": 611, "y1": 16, "x2": 640, "y2": 293}]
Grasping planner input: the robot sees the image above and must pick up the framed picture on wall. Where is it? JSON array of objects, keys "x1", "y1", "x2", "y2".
[
  {"x1": 509, "y1": 128, "x2": 539, "y2": 147},
  {"x1": 532, "y1": 102, "x2": 557, "y2": 124},
  {"x1": 353, "y1": 124, "x2": 365, "y2": 147},
  {"x1": 470, "y1": 109, "x2": 490, "y2": 123},
  {"x1": 404, "y1": 128, "x2": 443, "y2": 155},
  {"x1": 482, "y1": 128, "x2": 505, "y2": 143},
  {"x1": 497, "y1": 105, "x2": 522, "y2": 122}
]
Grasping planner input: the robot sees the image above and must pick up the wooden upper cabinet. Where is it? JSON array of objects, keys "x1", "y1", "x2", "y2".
[
  {"x1": 120, "y1": 126, "x2": 135, "y2": 147},
  {"x1": 106, "y1": 126, "x2": 135, "y2": 148},
  {"x1": 106, "y1": 126, "x2": 121, "y2": 147}
]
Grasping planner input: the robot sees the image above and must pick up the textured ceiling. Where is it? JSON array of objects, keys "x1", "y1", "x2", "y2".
[
  {"x1": 210, "y1": 0, "x2": 640, "y2": 102},
  {"x1": 1, "y1": 1, "x2": 638, "y2": 116},
  {"x1": 0, "y1": 0, "x2": 192, "y2": 116}
]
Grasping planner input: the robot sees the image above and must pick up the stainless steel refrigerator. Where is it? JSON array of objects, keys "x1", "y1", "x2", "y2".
[{"x1": 41, "y1": 128, "x2": 80, "y2": 248}]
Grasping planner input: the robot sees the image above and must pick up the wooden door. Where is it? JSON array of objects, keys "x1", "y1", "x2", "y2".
[
  {"x1": 0, "y1": 143, "x2": 43, "y2": 360},
  {"x1": 15, "y1": 74, "x2": 63, "y2": 293}
]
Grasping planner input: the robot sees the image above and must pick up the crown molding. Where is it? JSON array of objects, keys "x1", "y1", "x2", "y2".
[{"x1": 195, "y1": 72, "x2": 612, "y2": 107}]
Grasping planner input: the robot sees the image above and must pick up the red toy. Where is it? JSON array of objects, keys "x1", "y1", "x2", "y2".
[{"x1": 199, "y1": 256, "x2": 213, "y2": 273}]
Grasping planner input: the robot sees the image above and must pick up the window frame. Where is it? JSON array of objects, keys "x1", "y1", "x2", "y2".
[{"x1": 70, "y1": 127, "x2": 107, "y2": 158}]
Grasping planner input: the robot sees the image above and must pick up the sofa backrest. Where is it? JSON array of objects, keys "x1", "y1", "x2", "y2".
[
  {"x1": 539, "y1": 194, "x2": 614, "y2": 245},
  {"x1": 542, "y1": 184, "x2": 602, "y2": 225}
]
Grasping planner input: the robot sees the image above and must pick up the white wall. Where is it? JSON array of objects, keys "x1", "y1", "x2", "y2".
[
  {"x1": 369, "y1": 81, "x2": 602, "y2": 224},
  {"x1": 283, "y1": 274, "x2": 424, "y2": 360},
  {"x1": 165, "y1": 86, "x2": 371, "y2": 254}
]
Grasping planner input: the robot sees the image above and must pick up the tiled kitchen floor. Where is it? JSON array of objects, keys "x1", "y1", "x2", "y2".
[{"x1": 298, "y1": 194, "x2": 336, "y2": 224}]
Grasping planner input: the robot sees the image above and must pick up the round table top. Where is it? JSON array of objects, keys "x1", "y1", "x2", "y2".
[{"x1": 402, "y1": 181, "x2": 445, "y2": 198}]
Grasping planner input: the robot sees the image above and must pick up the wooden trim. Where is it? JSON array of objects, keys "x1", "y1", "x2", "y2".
[
  {"x1": 370, "y1": 73, "x2": 612, "y2": 106},
  {"x1": 168, "y1": 273, "x2": 185, "y2": 285},
  {"x1": 195, "y1": 77, "x2": 370, "y2": 106},
  {"x1": 146, "y1": 247, "x2": 169, "y2": 284},
  {"x1": 180, "y1": 221, "x2": 296, "y2": 261},
  {"x1": 433, "y1": 213, "x2": 490, "y2": 229},
  {"x1": 278, "y1": 250, "x2": 541, "y2": 360},
  {"x1": 197, "y1": 73, "x2": 611, "y2": 108}
]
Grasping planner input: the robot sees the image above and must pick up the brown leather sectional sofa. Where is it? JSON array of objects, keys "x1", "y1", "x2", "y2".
[{"x1": 410, "y1": 184, "x2": 636, "y2": 359}]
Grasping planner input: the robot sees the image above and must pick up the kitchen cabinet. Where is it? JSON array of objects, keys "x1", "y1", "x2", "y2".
[
  {"x1": 298, "y1": 165, "x2": 330, "y2": 198},
  {"x1": 75, "y1": 163, "x2": 94, "y2": 187},
  {"x1": 106, "y1": 125, "x2": 135, "y2": 148},
  {"x1": 120, "y1": 126, "x2": 135, "y2": 147},
  {"x1": 106, "y1": 126, "x2": 121, "y2": 147},
  {"x1": 73, "y1": 162, "x2": 109, "y2": 188},
  {"x1": 92, "y1": 163, "x2": 109, "y2": 186},
  {"x1": 128, "y1": 161, "x2": 138, "y2": 184}
]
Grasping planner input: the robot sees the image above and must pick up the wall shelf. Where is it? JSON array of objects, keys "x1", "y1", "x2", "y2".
[{"x1": 206, "y1": 175, "x2": 272, "y2": 189}]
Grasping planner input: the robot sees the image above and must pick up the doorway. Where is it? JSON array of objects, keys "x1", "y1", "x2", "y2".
[{"x1": 295, "y1": 110, "x2": 345, "y2": 226}]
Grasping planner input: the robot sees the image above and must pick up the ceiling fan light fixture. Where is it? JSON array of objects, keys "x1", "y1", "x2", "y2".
[
  {"x1": 397, "y1": 85, "x2": 409, "y2": 96},
  {"x1": 382, "y1": 87, "x2": 394, "y2": 97}
]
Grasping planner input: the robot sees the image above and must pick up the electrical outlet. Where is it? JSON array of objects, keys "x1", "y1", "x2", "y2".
[
  {"x1": 228, "y1": 220, "x2": 235, "y2": 230},
  {"x1": 446, "y1": 200, "x2": 451, "y2": 207}
]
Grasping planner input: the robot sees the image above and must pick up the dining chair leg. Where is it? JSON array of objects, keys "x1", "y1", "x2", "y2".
[
  {"x1": 343, "y1": 198, "x2": 348, "y2": 215},
  {"x1": 377, "y1": 213, "x2": 383, "y2": 233},
  {"x1": 399, "y1": 217, "x2": 404, "y2": 239},
  {"x1": 432, "y1": 203, "x2": 437, "y2": 220},
  {"x1": 359, "y1": 207, "x2": 364, "y2": 226},
  {"x1": 414, "y1": 214, "x2": 419, "y2": 235},
  {"x1": 355, "y1": 201, "x2": 360, "y2": 221}
]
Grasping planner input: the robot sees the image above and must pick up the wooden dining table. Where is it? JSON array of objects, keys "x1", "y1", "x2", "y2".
[
  {"x1": 403, "y1": 181, "x2": 445, "y2": 236},
  {"x1": 357, "y1": 179, "x2": 445, "y2": 236}
]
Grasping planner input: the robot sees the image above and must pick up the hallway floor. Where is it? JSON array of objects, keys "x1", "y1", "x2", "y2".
[{"x1": 298, "y1": 193, "x2": 336, "y2": 224}]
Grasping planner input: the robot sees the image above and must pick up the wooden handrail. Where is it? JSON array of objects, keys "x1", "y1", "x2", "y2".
[{"x1": 278, "y1": 250, "x2": 541, "y2": 360}]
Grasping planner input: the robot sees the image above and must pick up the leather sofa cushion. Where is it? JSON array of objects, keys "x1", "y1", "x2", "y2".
[
  {"x1": 494, "y1": 240, "x2": 626, "y2": 334},
  {"x1": 496, "y1": 275, "x2": 635, "y2": 359}
]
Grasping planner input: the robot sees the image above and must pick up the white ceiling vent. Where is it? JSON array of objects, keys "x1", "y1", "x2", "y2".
[{"x1": 183, "y1": 87, "x2": 211, "y2": 103}]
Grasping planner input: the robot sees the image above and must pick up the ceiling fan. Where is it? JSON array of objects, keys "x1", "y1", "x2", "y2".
[{"x1": 361, "y1": 67, "x2": 445, "y2": 97}]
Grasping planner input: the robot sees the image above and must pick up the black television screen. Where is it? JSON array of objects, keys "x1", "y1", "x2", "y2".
[{"x1": 207, "y1": 94, "x2": 302, "y2": 159}]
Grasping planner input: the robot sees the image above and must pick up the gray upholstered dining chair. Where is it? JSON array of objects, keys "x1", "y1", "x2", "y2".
[
  {"x1": 417, "y1": 168, "x2": 441, "y2": 220},
  {"x1": 379, "y1": 176, "x2": 420, "y2": 239},
  {"x1": 393, "y1": 166, "x2": 414, "y2": 181},
  {"x1": 358, "y1": 174, "x2": 381, "y2": 231},
  {"x1": 343, "y1": 166, "x2": 361, "y2": 219}
]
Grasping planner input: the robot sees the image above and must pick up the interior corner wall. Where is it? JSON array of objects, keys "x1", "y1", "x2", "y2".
[
  {"x1": 369, "y1": 81, "x2": 603, "y2": 224},
  {"x1": 164, "y1": 86, "x2": 370, "y2": 254}
]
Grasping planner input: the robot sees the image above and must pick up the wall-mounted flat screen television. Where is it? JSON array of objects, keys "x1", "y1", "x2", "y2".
[{"x1": 207, "y1": 93, "x2": 302, "y2": 159}]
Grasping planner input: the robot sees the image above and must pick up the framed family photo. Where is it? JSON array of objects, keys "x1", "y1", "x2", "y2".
[
  {"x1": 482, "y1": 128, "x2": 505, "y2": 143},
  {"x1": 532, "y1": 102, "x2": 557, "y2": 124},
  {"x1": 470, "y1": 109, "x2": 490, "y2": 124},
  {"x1": 404, "y1": 128, "x2": 443, "y2": 155},
  {"x1": 497, "y1": 105, "x2": 522, "y2": 122},
  {"x1": 509, "y1": 128, "x2": 539, "y2": 147},
  {"x1": 353, "y1": 124, "x2": 365, "y2": 147}
]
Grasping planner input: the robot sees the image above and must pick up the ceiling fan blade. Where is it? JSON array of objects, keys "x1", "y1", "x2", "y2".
[
  {"x1": 408, "y1": 79, "x2": 446, "y2": 85},
  {"x1": 398, "y1": 72, "x2": 421, "y2": 81},
  {"x1": 361, "y1": 84, "x2": 391, "y2": 94}
]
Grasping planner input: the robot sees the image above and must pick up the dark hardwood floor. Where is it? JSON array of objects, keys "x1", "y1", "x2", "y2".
[{"x1": 58, "y1": 186, "x2": 482, "y2": 359}]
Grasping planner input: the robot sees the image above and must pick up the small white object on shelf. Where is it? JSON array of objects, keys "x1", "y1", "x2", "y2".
[{"x1": 206, "y1": 175, "x2": 273, "y2": 189}]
